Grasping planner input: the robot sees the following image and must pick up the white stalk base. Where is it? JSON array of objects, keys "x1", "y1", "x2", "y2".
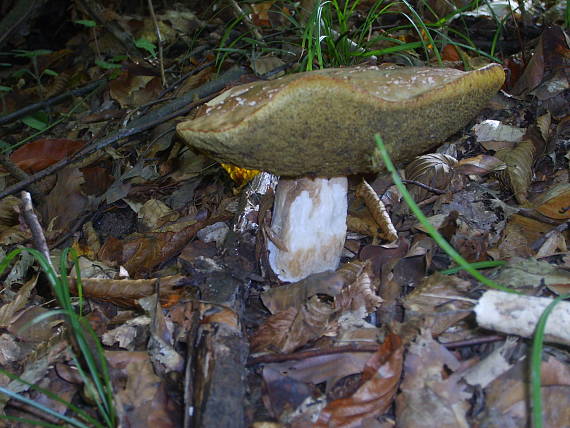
[{"x1": 268, "y1": 177, "x2": 347, "y2": 283}]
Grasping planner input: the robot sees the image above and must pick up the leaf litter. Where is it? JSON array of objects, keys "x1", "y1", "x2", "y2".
[{"x1": 0, "y1": 1, "x2": 569, "y2": 427}]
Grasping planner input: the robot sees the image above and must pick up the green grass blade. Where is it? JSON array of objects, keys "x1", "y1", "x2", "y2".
[
  {"x1": 440, "y1": 260, "x2": 506, "y2": 275},
  {"x1": 0, "y1": 414, "x2": 75, "y2": 428},
  {"x1": 0, "y1": 386, "x2": 92, "y2": 428},
  {"x1": 0, "y1": 367, "x2": 102, "y2": 427}
]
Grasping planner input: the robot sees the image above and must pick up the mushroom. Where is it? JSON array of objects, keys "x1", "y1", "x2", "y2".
[{"x1": 177, "y1": 64, "x2": 505, "y2": 282}]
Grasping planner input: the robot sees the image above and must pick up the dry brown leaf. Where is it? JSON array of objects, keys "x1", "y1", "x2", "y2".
[
  {"x1": 355, "y1": 180, "x2": 397, "y2": 241},
  {"x1": 495, "y1": 139, "x2": 536, "y2": 205},
  {"x1": 0, "y1": 275, "x2": 38, "y2": 328},
  {"x1": 264, "y1": 352, "x2": 374, "y2": 392},
  {"x1": 401, "y1": 273, "x2": 472, "y2": 338},
  {"x1": 98, "y1": 216, "x2": 222, "y2": 277},
  {"x1": 404, "y1": 153, "x2": 460, "y2": 203},
  {"x1": 252, "y1": 296, "x2": 335, "y2": 353},
  {"x1": 313, "y1": 333, "x2": 403, "y2": 427},
  {"x1": 44, "y1": 167, "x2": 89, "y2": 233},
  {"x1": 532, "y1": 182, "x2": 570, "y2": 219},
  {"x1": 456, "y1": 154, "x2": 506, "y2": 175},
  {"x1": 108, "y1": 351, "x2": 178, "y2": 427},
  {"x1": 478, "y1": 355, "x2": 570, "y2": 427},
  {"x1": 7, "y1": 138, "x2": 86, "y2": 174},
  {"x1": 262, "y1": 366, "x2": 313, "y2": 419},
  {"x1": 68, "y1": 275, "x2": 186, "y2": 308},
  {"x1": 396, "y1": 329, "x2": 469, "y2": 428}
]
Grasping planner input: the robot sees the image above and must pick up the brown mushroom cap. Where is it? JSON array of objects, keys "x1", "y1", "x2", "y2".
[{"x1": 177, "y1": 64, "x2": 505, "y2": 177}]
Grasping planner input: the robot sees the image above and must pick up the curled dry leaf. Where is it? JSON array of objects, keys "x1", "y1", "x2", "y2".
[
  {"x1": 494, "y1": 139, "x2": 536, "y2": 205},
  {"x1": 68, "y1": 275, "x2": 186, "y2": 308},
  {"x1": 404, "y1": 153, "x2": 460, "y2": 203},
  {"x1": 355, "y1": 179, "x2": 397, "y2": 241},
  {"x1": 456, "y1": 154, "x2": 506, "y2": 175}
]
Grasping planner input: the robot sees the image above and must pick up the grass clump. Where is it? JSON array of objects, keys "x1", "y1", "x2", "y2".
[{"x1": 0, "y1": 247, "x2": 116, "y2": 428}]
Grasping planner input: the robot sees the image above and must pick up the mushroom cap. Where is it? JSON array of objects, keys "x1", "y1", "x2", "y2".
[{"x1": 177, "y1": 64, "x2": 505, "y2": 177}]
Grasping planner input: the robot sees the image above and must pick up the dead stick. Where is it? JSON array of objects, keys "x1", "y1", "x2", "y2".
[
  {"x1": 0, "y1": 79, "x2": 106, "y2": 126},
  {"x1": 20, "y1": 191, "x2": 53, "y2": 269}
]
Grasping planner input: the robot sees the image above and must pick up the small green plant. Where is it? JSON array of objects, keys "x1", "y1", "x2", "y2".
[
  {"x1": 135, "y1": 38, "x2": 157, "y2": 57},
  {"x1": 74, "y1": 20, "x2": 97, "y2": 28},
  {"x1": 0, "y1": 248, "x2": 116, "y2": 427},
  {"x1": 11, "y1": 49, "x2": 58, "y2": 96}
]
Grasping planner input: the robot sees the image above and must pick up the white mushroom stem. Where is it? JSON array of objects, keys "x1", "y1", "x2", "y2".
[{"x1": 267, "y1": 177, "x2": 348, "y2": 282}]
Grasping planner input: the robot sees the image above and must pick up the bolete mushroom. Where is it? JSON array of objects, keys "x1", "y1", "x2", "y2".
[{"x1": 177, "y1": 64, "x2": 505, "y2": 282}]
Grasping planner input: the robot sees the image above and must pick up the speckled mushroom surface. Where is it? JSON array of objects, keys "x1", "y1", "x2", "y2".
[{"x1": 177, "y1": 64, "x2": 505, "y2": 177}]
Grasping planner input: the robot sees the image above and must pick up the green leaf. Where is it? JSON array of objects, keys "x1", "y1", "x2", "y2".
[
  {"x1": 0, "y1": 140, "x2": 12, "y2": 151},
  {"x1": 43, "y1": 68, "x2": 58, "y2": 77},
  {"x1": 13, "y1": 49, "x2": 52, "y2": 58},
  {"x1": 74, "y1": 19, "x2": 97, "y2": 28},
  {"x1": 135, "y1": 38, "x2": 157, "y2": 56},
  {"x1": 21, "y1": 114, "x2": 48, "y2": 131},
  {"x1": 0, "y1": 85, "x2": 11, "y2": 92},
  {"x1": 95, "y1": 59, "x2": 122, "y2": 70}
]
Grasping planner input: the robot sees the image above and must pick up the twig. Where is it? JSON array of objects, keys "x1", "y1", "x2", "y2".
[
  {"x1": 248, "y1": 344, "x2": 380, "y2": 365},
  {"x1": 0, "y1": 0, "x2": 46, "y2": 49},
  {"x1": 0, "y1": 79, "x2": 106, "y2": 126},
  {"x1": 441, "y1": 335, "x2": 505, "y2": 349},
  {"x1": 227, "y1": 0, "x2": 263, "y2": 41},
  {"x1": 0, "y1": 66, "x2": 247, "y2": 200},
  {"x1": 401, "y1": 179, "x2": 446, "y2": 195},
  {"x1": 517, "y1": 207, "x2": 562, "y2": 226},
  {"x1": 0, "y1": 154, "x2": 44, "y2": 203},
  {"x1": 20, "y1": 191, "x2": 53, "y2": 269},
  {"x1": 147, "y1": 0, "x2": 166, "y2": 87}
]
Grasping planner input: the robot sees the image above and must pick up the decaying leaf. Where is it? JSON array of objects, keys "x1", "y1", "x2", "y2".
[
  {"x1": 253, "y1": 261, "x2": 381, "y2": 353},
  {"x1": 396, "y1": 329, "x2": 469, "y2": 428},
  {"x1": 314, "y1": 334, "x2": 403, "y2": 427},
  {"x1": 404, "y1": 153, "x2": 460, "y2": 203},
  {"x1": 68, "y1": 275, "x2": 187, "y2": 308},
  {"x1": 401, "y1": 273, "x2": 473, "y2": 339},
  {"x1": 355, "y1": 179, "x2": 397, "y2": 241},
  {"x1": 495, "y1": 139, "x2": 536, "y2": 205},
  {"x1": 532, "y1": 182, "x2": 570, "y2": 219}
]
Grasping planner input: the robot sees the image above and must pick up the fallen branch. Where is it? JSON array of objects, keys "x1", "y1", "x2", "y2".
[{"x1": 475, "y1": 290, "x2": 570, "y2": 346}]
